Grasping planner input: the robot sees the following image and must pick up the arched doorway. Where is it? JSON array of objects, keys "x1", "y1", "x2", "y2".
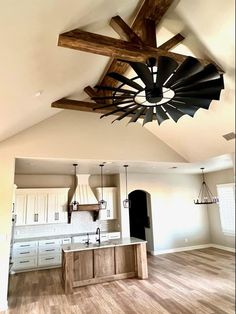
[{"x1": 128, "y1": 190, "x2": 150, "y2": 240}]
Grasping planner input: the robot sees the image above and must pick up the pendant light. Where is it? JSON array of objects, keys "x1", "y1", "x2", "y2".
[
  {"x1": 99, "y1": 164, "x2": 107, "y2": 209},
  {"x1": 71, "y1": 163, "x2": 79, "y2": 210},
  {"x1": 194, "y1": 168, "x2": 219, "y2": 204},
  {"x1": 123, "y1": 165, "x2": 130, "y2": 208}
]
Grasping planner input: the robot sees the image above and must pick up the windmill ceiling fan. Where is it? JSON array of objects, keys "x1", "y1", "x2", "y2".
[
  {"x1": 92, "y1": 56, "x2": 224, "y2": 125},
  {"x1": 52, "y1": 0, "x2": 224, "y2": 126}
]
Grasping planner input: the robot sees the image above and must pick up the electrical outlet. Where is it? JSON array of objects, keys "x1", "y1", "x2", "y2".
[{"x1": 184, "y1": 238, "x2": 188, "y2": 243}]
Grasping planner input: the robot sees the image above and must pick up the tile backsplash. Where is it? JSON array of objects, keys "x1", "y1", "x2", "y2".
[{"x1": 14, "y1": 211, "x2": 119, "y2": 239}]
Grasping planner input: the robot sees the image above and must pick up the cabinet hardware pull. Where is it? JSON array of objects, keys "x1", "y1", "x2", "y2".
[
  {"x1": 20, "y1": 245, "x2": 30, "y2": 247},
  {"x1": 34, "y1": 213, "x2": 38, "y2": 222},
  {"x1": 19, "y1": 260, "x2": 29, "y2": 263},
  {"x1": 20, "y1": 252, "x2": 30, "y2": 254},
  {"x1": 45, "y1": 249, "x2": 54, "y2": 251},
  {"x1": 45, "y1": 257, "x2": 54, "y2": 260},
  {"x1": 55, "y1": 212, "x2": 59, "y2": 220},
  {"x1": 45, "y1": 242, "x2": 54, "y2": 244}
]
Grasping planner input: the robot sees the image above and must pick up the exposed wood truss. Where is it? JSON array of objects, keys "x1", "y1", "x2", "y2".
[{"x1": 52, "y1": 0, "x2": 222, "y2": 115}]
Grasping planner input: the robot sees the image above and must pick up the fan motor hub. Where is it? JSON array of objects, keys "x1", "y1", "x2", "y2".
[{"x1": 145, "y1": 87, "x2": 163, "y2": 103}]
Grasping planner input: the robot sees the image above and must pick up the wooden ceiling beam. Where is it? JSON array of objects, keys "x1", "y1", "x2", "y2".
[
  {"x1": 158, "y1": 33, "x2": 184, "y2": 50},
  {"x1": 51, "y1": 98, "x2": 133, "y2": 117},
  {"x1": 58, "y1": 29, "x2": 222, "y2": 70},
  {"x1": 110, "y1": 15, "x2": 144, "y2": 46}
]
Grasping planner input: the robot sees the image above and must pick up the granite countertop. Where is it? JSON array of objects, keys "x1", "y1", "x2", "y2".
[
  {"x1": 13, "y1": 231, "x2": 120, "y2": 243},
  {"x1": 62, "y1": 237, "x2": 147, "y2": 252}
]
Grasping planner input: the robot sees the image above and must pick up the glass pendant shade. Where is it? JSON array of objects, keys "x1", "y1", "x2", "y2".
[
  {"x1": 99, "y1": 164, "x2": 107, "y2": 210},
  {"x1": 123, "y1": 165, "x2": 130, "y2": 208},
  {"x1": 194, "y1": 168, "x2": 219, "y2": 205}
]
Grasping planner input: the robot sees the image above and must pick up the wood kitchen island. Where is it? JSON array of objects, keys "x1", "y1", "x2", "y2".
[{"x1": 62, "y1": 237, "x2": 148, "y2": 294}]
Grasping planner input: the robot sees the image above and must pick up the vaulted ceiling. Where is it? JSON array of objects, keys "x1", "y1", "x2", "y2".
[{"x1": 0, "y1": 0, "x2": 234, "y2": 163}]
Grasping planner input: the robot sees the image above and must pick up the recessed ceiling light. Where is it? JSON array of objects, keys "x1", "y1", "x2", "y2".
[{"x1": 34, "y1": 90, "x2": 43, "y2": 97}]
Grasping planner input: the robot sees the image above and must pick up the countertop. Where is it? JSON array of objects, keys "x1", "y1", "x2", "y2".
[
  {"x1": 13, "y1": 231, "x2": 119, "y2": 243},
  {"x1": 62, "y1": 237, "x2": 147, "y2": 252}
]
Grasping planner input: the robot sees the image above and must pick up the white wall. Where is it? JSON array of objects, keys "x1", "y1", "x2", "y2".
[
  {"x1": 119, "y1": 173, "x2": 210, "y2": 253},
  {"x1": 205, "y1": 168, "x2": 235, "y2": 248}
]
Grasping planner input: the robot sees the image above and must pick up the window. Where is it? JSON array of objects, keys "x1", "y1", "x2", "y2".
[{"x1": 217, "y1": 183, "x2": 235, "y2": 235}]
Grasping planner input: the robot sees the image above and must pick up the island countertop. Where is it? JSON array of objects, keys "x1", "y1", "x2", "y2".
[{"x1": 62, "y1": 237, "x2": 147, "y2": 253}]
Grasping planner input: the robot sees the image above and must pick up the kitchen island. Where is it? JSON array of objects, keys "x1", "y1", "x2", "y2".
[{"x1": 62, "y1": 237, "x2": 148, "y2": 294}]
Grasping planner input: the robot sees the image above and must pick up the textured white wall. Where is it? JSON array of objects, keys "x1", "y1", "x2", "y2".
[{"x1": 119, "y1": 173, "x2": 210, "y2": 252}]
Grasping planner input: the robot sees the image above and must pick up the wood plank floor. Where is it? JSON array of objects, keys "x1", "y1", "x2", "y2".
[{"x1": 4, "y1": 248, "x2": 235, "y2": 314}]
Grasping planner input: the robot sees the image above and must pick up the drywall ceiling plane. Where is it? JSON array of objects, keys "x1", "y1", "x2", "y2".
[{"x1": 52, "y1": 0, "x2": 224, "y2": 125}]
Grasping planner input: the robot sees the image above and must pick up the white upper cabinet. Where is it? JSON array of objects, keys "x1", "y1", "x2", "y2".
[
  {"x1": 15, "y1": 188, "x2": 69, "y2": 225},
  {"x1": 47, "y1": 189, "x2": 69, "y2": 223},
  {"x1": 14, "y1": 192, "x2": 27, "y2": 226},
  {"x1": 95, "y1": 187, "x2": 117, "y2": 220}
]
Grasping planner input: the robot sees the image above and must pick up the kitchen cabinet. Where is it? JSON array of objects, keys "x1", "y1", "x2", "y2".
[
  {"x1": 95, "y1": 187, "x2": 117, "y2": 220},
  {"x1": 14, "y1": 192, "x2": 27, "y2": 226},
  {"x1": 14, "y1": 188, "x2": 69, "y2": 225},
  {"x1": 26, "y1": 192, "x2": 47, "y2": 225},
  {"x1": 47, "y1": 189, "x2": 68, "y2": 224},
  {"x1": 12, "y1": 237, "x2": 72, "y2": 272}
]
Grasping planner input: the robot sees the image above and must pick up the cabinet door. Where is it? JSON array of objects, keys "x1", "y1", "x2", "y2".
[
  {"x1": 47, "y1": 191, "x2": 67, "y2": 224},
  {"x1": 96, "y1": 187, "x2": 117, "y2": 220},
  {"x1": 26, "y1": 193, "x2": 47, "y2": 225},
  {"x1": 14, "y1": 193, "x2": 27, "y2": 226}
]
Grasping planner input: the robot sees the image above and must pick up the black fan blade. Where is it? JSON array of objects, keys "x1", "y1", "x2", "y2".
[
  {"x1": 100, "y1": 104, "x2": 135, "y2": 118},
  {"x1": 176, "y1": 87, "x2": 222, "y2": 100},
  {"x1": 169, "y1": 100, "x2": 200, "y2": 117},
  {"x1": 93, "y1": 100, "x2": 134, "y2": 111},
  {"x1": 155, "y1": 106, "x2": 169, "y2": 125},
  {"x1": 92, "y1": 95, "x2": 133, "y2": 101},
  {"x1": 107, "y1": 72, "x2": 144, "y2": 91},
  {"x1": 174, "y1": 76, "x2": 224, "y2": 93},
  {"x1": 174, "y1": 96, "x2": 211, "y2": 110},
  {"x1": 164, "y1": 57, "x2": 204, "y2": 88},
  {"x1": 143, "y1": 107, "x2": 154, "y2": 125},
  {"x1": 162, "y1": 104, "x2": 184, "y2": 122},
  {"x1": 112, "y1": 105, "x2": 139, "y2": 123},
  {"x1": 129, "y1": 107, "x2": 146, "y2": 123},
  {"x1": 121, "y1": 60, "x2": 154, "y2": 88},
  {"x1": 95, "y1": 85, "x2": 137, "y2": 94},
  {"x1": 156, "y1": 56, "x2": 178, "y2": 87},
  {"x1": 171, "y1": 64, "x2": 221, "y2": 89}
]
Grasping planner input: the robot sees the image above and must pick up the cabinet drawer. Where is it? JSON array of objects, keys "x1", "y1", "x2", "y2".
[
  {"x1": 13, "y1": 256, "x2": 37, "y2": 270},
  {"x1": 38, "y1": 254, "x2": 61, "y2": 266},
  {"x1": 62, "y1": 238, "x2": 71, "y2": 244},
  {"x1": 72, "y1": 236, "x2": 84, "y2": 243},
  {"x1": 108, "y1": 232, "x2": 120, "y2": 240},
  {"x1": 13, "y1": 247, "x2": 37, "y2": 258},
  {"x1": 38, "y1": 246, "x2": 61, "y2": 255},
  {"x1": 13, "y1": 241, "x2": 38, "y2": 249},
  {"x1": 38, "y1": 239, "x2": 62, "y2": 246},
  {"x1": 100, "y1": 233, "x2": 109, "y2": 242}
]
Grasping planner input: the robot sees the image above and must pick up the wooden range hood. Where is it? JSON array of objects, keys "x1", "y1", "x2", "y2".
[{"x1": 68, "y1": 174, "x2": 100, "y2": 223}]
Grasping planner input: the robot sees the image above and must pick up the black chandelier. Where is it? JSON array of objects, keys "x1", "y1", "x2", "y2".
[
  {"x1": 91, "y1": 56, "x2": 224, "y2": 125},
  {"x1": 98, "y1": 164, "x2": 107, "y2": 209},
  {"x1": 194, "y1": 168, "x2": 218, "y2": 205}
]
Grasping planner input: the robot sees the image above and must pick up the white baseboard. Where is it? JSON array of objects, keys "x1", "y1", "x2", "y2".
[
  {"x1": 210, "y1": 244, "x2": 235, "y2": 252},
  {"x1": 151, "y1": 243, "x2": 235, "y2": 255},
  {"x1": 151, "y1": 244, "x2": 211, "y2": 255},
  {"x1": 0, "y1": 299, "x2": 8, "y2": 312}
]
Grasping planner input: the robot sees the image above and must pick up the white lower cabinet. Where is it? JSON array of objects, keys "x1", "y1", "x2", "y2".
[{"x1": 12, "y1": 237, "x2": 71, "y2": 272}]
